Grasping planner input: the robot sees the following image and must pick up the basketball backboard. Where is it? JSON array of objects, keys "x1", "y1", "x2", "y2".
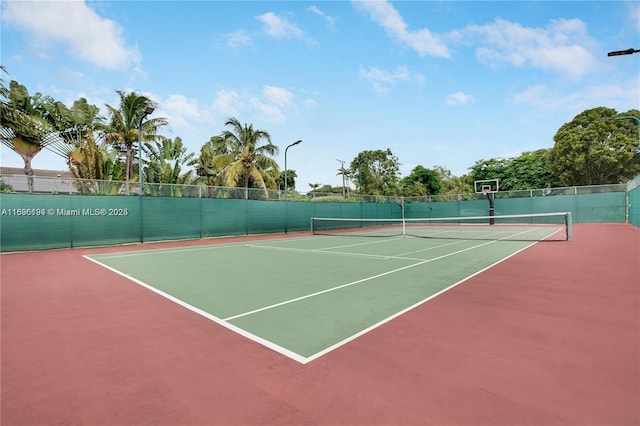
[{"x1": 474, "y1": 179, "x2": 499, "y2": 194}]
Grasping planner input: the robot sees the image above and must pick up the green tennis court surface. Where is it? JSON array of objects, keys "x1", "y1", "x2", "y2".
[{"x1": 86, "y1": 230, "x2": 561, "y2": 363}]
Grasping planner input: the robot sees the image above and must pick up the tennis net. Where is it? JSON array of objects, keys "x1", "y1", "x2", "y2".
[{"x1": 311, "y1": 212, "x2": 572, "y2": 241}]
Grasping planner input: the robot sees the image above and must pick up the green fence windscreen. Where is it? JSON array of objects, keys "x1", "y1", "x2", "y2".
[
  {"x1": 628, "y1": 176, "x2": 640, "y2": 226},
  {"x1": 0, "y1": 186, "x2": 632, "y2": 252}
]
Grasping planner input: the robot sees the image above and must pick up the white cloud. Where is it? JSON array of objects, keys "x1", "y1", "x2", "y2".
[
  {"x1": 454, "y1": 18, "x2": 598, "y2": 78},
  {"x1": 263, "y1": 86, "x2": 294, "y2": 106},
  {"x1": 212, "y1": 90, "x2": 244, "y2": 117},
  {"x1": 510, "y1": 75, "x2": 639, "y2": 118},
  {"x1": 211, "y1": 86, "x2": 298, "y2": 124},
  {"x1": 445, "y1": 91, "x2": 474, "y2": 106},
  {"x1": 359, "y1": 65, "x2": 424, "y2": 94},
  {"x1": 249, "y1": 98, "x2": 287, "y2": 124},
  {"x1": 223, "y1": 30, "x2": 253, "y2": 51},
  {"x1": 256, "y1": 12, "x2": 304, "y2": 39},
  {"x1": 352, "y1": 0, "x2": 450, "y2": 58},
  {"x1": 1, "y1": 0, "x2": 140, "y2": 69},
  {"x1": 160, "y1": 95, "x2": 205, "y2": 129},
  {"x1": 307, "y1": 5, "x2": 336, "y2": 28}
]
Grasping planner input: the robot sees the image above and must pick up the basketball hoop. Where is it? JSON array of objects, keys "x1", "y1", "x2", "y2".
[{"x1": 474, "y1": 179, "x2": 499, "y2": 195}]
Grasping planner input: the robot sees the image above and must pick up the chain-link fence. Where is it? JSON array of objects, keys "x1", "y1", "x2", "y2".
[{"x1": 0, "y1": 173, "x2": 628, "y2": 201}]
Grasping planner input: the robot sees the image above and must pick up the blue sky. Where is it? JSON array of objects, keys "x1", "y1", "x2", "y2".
[{"x1": 1, "y1": 1, "x2": 639, "y2": 190}]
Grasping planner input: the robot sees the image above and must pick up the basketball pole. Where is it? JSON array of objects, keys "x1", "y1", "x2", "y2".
[
  {"x1": 485, "y1": 190, "x2": 495, "y2": 225},
  {"x1": 475, "y1": 180, "x2": 498, "y2": 225}
]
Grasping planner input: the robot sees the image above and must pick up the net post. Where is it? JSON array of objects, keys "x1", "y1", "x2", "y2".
[
  {"x1": 310, "y1": 217, "x2": 314, "y2": 235},
  {"x1": 565, "y1": 212, "x2": 573, "y2": 241}
]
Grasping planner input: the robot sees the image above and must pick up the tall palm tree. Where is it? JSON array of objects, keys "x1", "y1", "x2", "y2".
[
  {"x1": 40, "y1": 97, "x2": 126, "y2": 194},
  {"x1": 209, "y1": 117, "x2": 279, "y2": 199},
  {"x1": 337, "y1": 164, "x2": 351, "y2": 198},
  {"x1": 43, "y1": 98, "x2": 105, "y2": 164},
  {"x1": 68, "y1": 137, "x2": 125, "y2": 195},
  {"x1": 103, "y1": 90, "x2": 166, "y2": 194},
  {"x1": 308, "y1": 182, "x2": 320, "y2": 197},
  {"x1": 0, "y1": 66, "x2": 9, "y2": 99},
  {"x1": 143, "y1": 136, "x2": 197, "y2": 196},
  {"x1": 0, "y1": 80, "x2": 57, "y2": 193},
  {"x1": 196, "y1": 135, "x2": 230, "y2": 187}
]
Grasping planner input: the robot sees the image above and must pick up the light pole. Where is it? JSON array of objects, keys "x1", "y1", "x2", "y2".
[
  {"x1": 284, "y1": 139, "x2": 301, "y2": 234},
  {"x1": 607, "y1": 48, "x2": 640, "y2": 57},
  {"x1": 138, "y1": 106, "x2": 155, "y2": 195},
  {"x1": 284, "y1": 140, "x2": 302, "y2": 196},
  {"x1": 607, "y1": 50, "x2": 638, "y2": 149}
]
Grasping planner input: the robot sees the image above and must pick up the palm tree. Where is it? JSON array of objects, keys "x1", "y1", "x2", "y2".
[
  {"x1": 68, "y1": 137, "x2": 125, "y2": 195},
  {"x1": 196, "y1": 135, "x2": 230, "y2": 187},
  {"x1": 143, "y1": 136, "x2": 197, "y2": 196},
  {"x1": 208, "y1": 117, "x2": 279, "y2": 199},
  {"x1": 43, "y1": 97, "x2": 106, "y2": 166},
  {"x1": 40, "y1": 97, "x2": 127, "y2": 194},
  {"x1": 308, "y1": 183, "x2": 320, "y2": 198},
  {"x1": 337, "y1": 164, "x2": 351, "y2": 198},
  {"x1": 0, "y1": 66, "x2": 9, "y2": 99},
  {"x1": 0, "y1": 79, "x2": 57, "y2": 193},
  {"x1": 103, "y1": 90, "x2": 166, "y2": 194}
]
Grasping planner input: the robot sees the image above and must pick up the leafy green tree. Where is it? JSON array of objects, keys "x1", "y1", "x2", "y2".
[
  {"x1": 308, "y1": 183, "x2": 320, "y2": 194},
  {"x1": 350, "y1": 149, "x2": 400, "y2": 195},
  {"x1": 0, "y1": 80, "x2": 56, "y2": 193},
  {"x1": 0, "y1": 179, "x2": 13, "y2": 193},
  {"x1": 400, "y1": 165, "x2": 442, "y2": 196},
  {"x1": 103, "y1": 91, "x2": 166, "y2": 194},
  {"x1": 548, "y1": 107, "x2": 640, "y2": 186},
  {"x1": 143, "y1": 136, "x2": 197, "y2": 196},
  {"x1": 469, "y1": 149, "x2": 559, "y2": 191},
  {"x1": 275, "y1": 169, "x2": 297, "y2": 190},
  {"x1": 434, "y1": 166, "x2": 473, "y2": 195},
  {"x1": 468, "y1": 157, "x2": 509, "y2": 189},
  {"x1": 316, "y1": 184, "x2": 342, "y2": 194},
  {"x1": 203, "y1": 117, "x2": 279, "y2": 199},
  {"x1": 508, "y1": 149, "x2": 559, "y2": 189}
]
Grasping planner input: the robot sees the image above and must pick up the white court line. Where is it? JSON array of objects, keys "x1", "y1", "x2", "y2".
[
  {"x1": 89, "y1": 233, "x2": 402, "y2": 260},
  {"x1": 313, "y1": 237, "x2": 404, "y2": 251},
  {"x1": 85, "y1": 226, "x2": 547, "y2": 364},
  {"x1": 394, "y1": 239, "x2": 468, "y2": 258},
  {"x1": 312, "y1": 235, "x2": 468, "y2": 255},
  {"x1": 305, "y1": 239, "x2": 540, "y2": 363},
  {"x1": 245, "y1": 244, "x2": 427, "y2": 261},
  {"x1": 83, "y1": 254, "x2": 309, "y2": 364},
  {"x1": 87, "y1": 235, "x2": 325, "y2": 260},
  {"x1": 225, "y1": 226, "x2": 540, "y2": 323},
  {"x1": 246, "y1": 237, "x2": 469, "y2": 261},
  {"x1": 223, "y1": 239, "x2": 498, "y2": 322}
]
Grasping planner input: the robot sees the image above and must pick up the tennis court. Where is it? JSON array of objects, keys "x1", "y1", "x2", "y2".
[
  {"x1": 2, "y1": 222, "x2": 638, "y2": 425},
  {"x1": 86, "y1": 214, "x2": 569, "y2": 363}
]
